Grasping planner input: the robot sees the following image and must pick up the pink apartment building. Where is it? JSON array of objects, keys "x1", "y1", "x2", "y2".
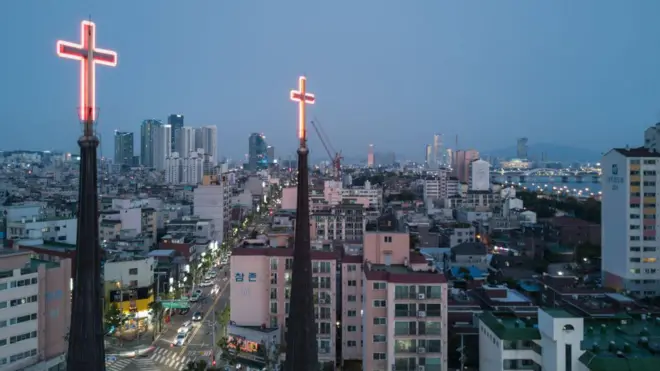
[
  {"x1": 230, "y1": 228, "x2": 448, "y2": 371},
  {"x1": 344, "y1": 231, "x2": 448, "y2": 371},
  {"x1": 230, "y1": 244, "x2": 338, "y2": 370},
  {"x1": 0, "y1": 248, "x2": 72, "y2": 371}
]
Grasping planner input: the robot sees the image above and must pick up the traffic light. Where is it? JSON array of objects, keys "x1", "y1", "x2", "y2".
[{"x1": 212, "y1": 355, "x2": 216, "y2": 366}]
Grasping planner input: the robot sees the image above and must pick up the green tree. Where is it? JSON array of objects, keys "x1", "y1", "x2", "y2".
[
  {"x1": 148, "y1": 300, "x2": 165, "y2": 334},
  {"x1": 457, "y1": 266, "x2": 472, "y2": 281},
  {"x1": 104, "y1": 303, "x2": 123, "y2": 330},
  {"x1": 217, "y1": 336, "x2": 245, "y2": 366},
  {"x1": 216, "y1": 305, "x2": 231, "y2": 336},
  {"x1": 258, "y1": 340, "x2": 282, "y2": 370}
]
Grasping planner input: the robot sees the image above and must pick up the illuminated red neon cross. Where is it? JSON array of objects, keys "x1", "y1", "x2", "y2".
[
  {"x1": 56, "y1": 20, "x2": 117, "y2": 123},
  {"x1": 290, "y1": 76, "x2": 315, "y2": 141}
]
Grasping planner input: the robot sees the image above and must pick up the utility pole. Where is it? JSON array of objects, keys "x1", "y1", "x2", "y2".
[{"x1": 457, "y1": 333, "x2": 467, "y2": 371}]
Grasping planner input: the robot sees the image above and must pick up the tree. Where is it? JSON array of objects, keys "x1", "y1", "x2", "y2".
[
  {"x1": 457, "y1": 266, "x2": 472, "y2": 281},
  {"x1": 104, "y1": 303, "x2": 123, "y2": 331},
  {"x1": 184, "y1": 359, "x2": 208, "y2": 371},
  {"x1": 216, "y1": 305, "x2": 231, "y2": 336},
  {"x1": 258, "y1": 340, "x2": 282, "y2": 370},
  {"x1": 217, "y1": 336, "x2": 245, "y2": 366},
  {"x1": 148, "y1": 300, "x2": 165, "y2": 334}
]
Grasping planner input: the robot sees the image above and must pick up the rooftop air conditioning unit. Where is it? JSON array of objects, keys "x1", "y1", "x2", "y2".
[
  {"x1": 417, "y1": 347, "x2": 426, "y2": 354},
  {"x1": 418, "y1": 311, "x2": 426, "y2": 318},
  {"x1": 418, "y1": 293, "x2": 426, "y2": 300}
]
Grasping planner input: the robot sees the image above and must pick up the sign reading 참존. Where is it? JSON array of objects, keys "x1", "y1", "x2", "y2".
[{"x1": 235, "y1": 273, "x2": 257, "y2": 282}]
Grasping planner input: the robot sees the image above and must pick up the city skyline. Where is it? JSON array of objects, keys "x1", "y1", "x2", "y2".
[{"x1": 3, "y1": 1, "x2": 660, "y2": 160}]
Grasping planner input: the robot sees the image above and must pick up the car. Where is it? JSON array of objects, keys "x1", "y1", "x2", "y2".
[
  {"x1": 208, "y1": 271, "x2": 217, "y2": 278},
  {"x1": 190, "y1": 293, "x2": 201, "y2": 302},
  {"x1": 194, "y1": 289, "x2": 203, "y2": 295},
  {"x1": 192, "y1": 311, "x2": 203, "y2": 321},
  {"x1": 174, "y1": 332, "x2": 188, "y2": 346},
  {"x1": 200, "y1": 280, "x2": 212, "y2": 287}
]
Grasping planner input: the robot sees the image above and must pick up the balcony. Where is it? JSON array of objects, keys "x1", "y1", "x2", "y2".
[{"x1": 394, "y1": 292, "x2": 418, "y2": 300}]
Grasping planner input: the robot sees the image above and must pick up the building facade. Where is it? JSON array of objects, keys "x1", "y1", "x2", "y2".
[
  {"x1": 113, "y1": 131, "x2": 134, "y2": 166},
  {"x1": 248, "y1": 133, "x2": 268, "y2": 172},
  {"x1": 602, "y1": 147, "x2": 660, "y2": 296},
  {"x1": 0, "y1": 249, "x2": 71, "y2": 371},
  {"x1": 168, "y1": 114, "x2": 184, "y2": 152}
]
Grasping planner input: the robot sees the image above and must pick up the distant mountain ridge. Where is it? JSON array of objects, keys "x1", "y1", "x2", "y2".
[{"x1": 482, "y1": 142, "x2": 603, "y2": 162}]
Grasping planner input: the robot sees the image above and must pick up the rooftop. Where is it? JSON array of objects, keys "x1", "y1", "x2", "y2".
[
  {"x1": 479, "y1": 311, "x2": 540, "y2": 341},
  {"x1": 579, "y1": 315, "x2": 660, "y2": 371},
  {"x1": 364, "y1": 262, "x2": 446, "y2": 284},
  {"x1": 612, "y1": 146, "x2": 660, "y2": 158}
]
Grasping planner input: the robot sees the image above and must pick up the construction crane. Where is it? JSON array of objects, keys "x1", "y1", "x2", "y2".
[{"x1": 309, "y1": 117, "x2": 343, "y2": 180}]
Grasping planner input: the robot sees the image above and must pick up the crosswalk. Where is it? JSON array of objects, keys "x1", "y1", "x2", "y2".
[
  {"x1": 149, "y1": 347, "x2": 193, "y2": 370},
  {"x1": 104, "y1": 347, "x2": 212, "y2": 371},
  {"x1": 133, "y1": 357, "x2": 161, "y2": 370},
  {"x1": 105, "y1": 358, "x2": 132, "y2": 371}
]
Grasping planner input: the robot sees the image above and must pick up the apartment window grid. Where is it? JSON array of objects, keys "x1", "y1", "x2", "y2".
[{"x1": 312, "y1": 261, "x2": 331, "y2": 274}]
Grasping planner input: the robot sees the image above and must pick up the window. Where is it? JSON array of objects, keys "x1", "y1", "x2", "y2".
[
  {"x1": 384, "y1": 236, "x2": 392, "y2": 243},
  {"x1": 347, "y1": 340, "x2": 357, "y2": 347},
  {"x1": 373, "y1": 335, "x2": 386, "y2": 343},
  {"x1": 9, "y1": 313, "x2": 37, "y2": 325},
  {"x1": 347, "y1": 295, "x2": 357, "y2": 302},
  {"x1": 312, "y1": 261, "x2": 331, "y2": 273},
  {"x1": 285, "y1": 258, "x2": 293, "y2": 270},
  {"x1": 270, "y1": 301, "x2": 278, "y2": 314},
  {"x1": 0, "y1": 283, "x2": 7, "y2": 291},
  {"x1": 128, "y1": 268, "x2": 138, "y2": 275},
  {"x1": 630, "y1": 258, "x2": 641, "y2": 263},
  {"x1": 373, "y1": 317, "x2": 387, "y2": 325},
  {"x1": 10, "y1": 295, "x2": 37, "y2": 307},
  {"x1": 270, "y1": 258, "x2": 278, "y2": 270},
  {"x1": 372, "y1": 282, "x2": 386, "y2": 290},
  {"x1": 373, "y1": 300, "x2": 386, "y2": 308},
  {"x1": 347, "y1": 264, "x2": 357, "y2": 272},
  {"x1": 373, "y1": 353, "x2": 386, "y2": 360},
  {"x1": 348, "y1": 280, "x2": 356, "y2": 287},
  {"x1": 347, "y1": 310, "x2": 357, "y2": 317},
  {"x1": 643, "y1": 258, "x2": 657, "y2": 263},
  {"x1": 347, "y1": 325, "x2": 357, "y2": 332},
  {"x1": 9, "y1": 331, "x2": 36, "y2": 345}
]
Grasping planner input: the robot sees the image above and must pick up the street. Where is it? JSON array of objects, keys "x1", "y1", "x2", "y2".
[
  {"x1": 105, "y1": 202, "x2": 274, "y2": 371},
  {"x1": 106, "y1": 265, "x2": 231, "y2": 371}
]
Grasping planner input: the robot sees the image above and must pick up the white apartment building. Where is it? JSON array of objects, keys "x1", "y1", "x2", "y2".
[
  {"x1": 176, "y1": 126, "x2": 196, "y2": 157},
  {"x1": 424, "y1": 178, "x2": 446, "y2": 202},
  {"x1": 342, "y1": 181, "x2": 383, "y2": 210},
  {"x1": 478, "y1": 308, "x2": 660, "y2": 371},
  {"x1": 104, "y1": 256, "x2": 155, "y2": 288},
  {"x1": 194, "y1": 176, "x2": 229, "y2": 243},
  {"x1": 196, "y1": 126, "x2": 218, "y2": 165},
  {"x1": 152, "y1": 124, "x2": 172, "y2": 170},
  {"x1": 479, "y1": 309, "x2": 579, "y2": 371},
  {"x1": 6, "y1": 217, "x2": 77, "y2": 245},
  {"x1": 602, "y1": 147, "x2": 660, "y2": 295},
  {"x1": 469, "y1": 159, "x2": 491, "y2": 191},
  {"x1": 165, "y1": 153, "x2": 181, "y2": 184},
  {"x1": 0, "y1": 250, "x2": 71, "y2": 371},
  {"x1": 165, "y1": 152, "x2": 204, "y2": 185}
]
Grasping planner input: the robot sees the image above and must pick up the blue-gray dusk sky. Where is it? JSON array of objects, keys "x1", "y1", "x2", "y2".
[{"x1": 2, "y1": 1, "x2": 660, "y2": 161}]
